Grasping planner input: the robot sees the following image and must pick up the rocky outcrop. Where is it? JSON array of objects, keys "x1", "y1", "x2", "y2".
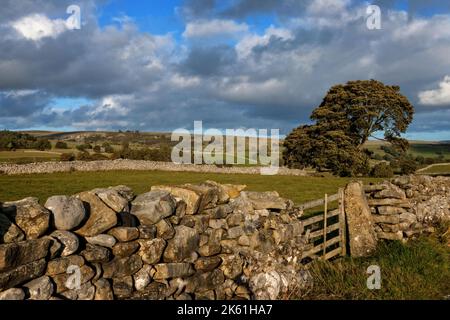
[{"x1": 0, "y1": 181, "x2": 309, "y2": 300}]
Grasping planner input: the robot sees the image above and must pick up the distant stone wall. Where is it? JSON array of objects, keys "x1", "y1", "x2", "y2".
[
  {"x1": 364, "y1": 175, "x2": 450, "y2": 241},
  {"x1": 0, "y1": 181, "x2": 309, "y2": 301},
  {"x1": 0, "y1": 159, "x2": 308, "y2": 176}
]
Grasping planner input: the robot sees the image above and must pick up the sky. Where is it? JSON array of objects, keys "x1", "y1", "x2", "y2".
[{"x1": 1, "y1": 0, "x2": 450, "y2": 140}]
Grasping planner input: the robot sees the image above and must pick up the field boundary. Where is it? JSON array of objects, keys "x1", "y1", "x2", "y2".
[
  {"x1": 298, "y1": 188, "x2": 347, "y2": 263},
  {"x1": 0, "y1": 159, "x2": 309, "y2": 176}
]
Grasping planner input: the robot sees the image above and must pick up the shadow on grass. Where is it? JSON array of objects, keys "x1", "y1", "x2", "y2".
[{"x1": 299, "y1": 226, "x2": 450, "y2": 300}]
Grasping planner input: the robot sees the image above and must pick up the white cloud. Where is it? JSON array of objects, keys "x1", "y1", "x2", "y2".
[
  {"x1": 170, "y1": 74, "x2": 201, "y2": 88},
  {"x1": 72, "y1": 119, "x2": 131, "y2": 130},
  {"x1": 3, "y1": 1, "x2": 450, "y2": 136},
  {"x1": 307, "y1": 0, "x2": 351, "y2": 15},
  {"x1": 4, "y1": 89, "x2": 39, "y2": 98},
  {"x1": 88, "y1": 95, "x2": 132, "y2": 117},
  {"x1": 236, "y1": 25, "x2": 294, "y2": 58},
  {"x1": 391, "y1": 13, "x2": 450, "y2": 41},
  {"x1": 183, "y1": 19, "x2": 249, "y2": 38},
  {"x1": 11, "y1": 14, "x2": 69, "y2": 41},
  {"x1": 291, "y1": 0, "x2": 358, "y2": 29},
  {"x1": 418, "y1": 76, "x2": 450, "y2": 106},
  {"x1": 218, "y1": 77, "x2": 292, "y2": 106}
]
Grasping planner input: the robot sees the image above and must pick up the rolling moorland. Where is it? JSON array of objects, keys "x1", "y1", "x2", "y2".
[{"x1": 1, "y1": 130, "x2": 449, "y2": 172}]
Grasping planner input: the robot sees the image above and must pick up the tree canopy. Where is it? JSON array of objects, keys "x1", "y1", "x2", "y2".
[
  {"x1": 0, "y1": 130, "x2": 52, "y2": 151},
  {"x1": 283, "y1": 80, "x2": 415, "y2": 176}
]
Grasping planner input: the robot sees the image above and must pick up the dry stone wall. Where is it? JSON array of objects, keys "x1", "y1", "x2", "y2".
[
  {"x1": 0, "y1": 160, "x2": 308, "y2": 176},
  {"x1": 1, "y1": 175, "x2": 448, "y2": 301},
  {"x1": 364, "y1": 175, "x2": 450, "y2": 241},
  {"x1": 0, "y1": 181, "x2": 309, "y2": 301},
  {"x1": 344, "y1": 181, "x2": 378, "y2": 257}
]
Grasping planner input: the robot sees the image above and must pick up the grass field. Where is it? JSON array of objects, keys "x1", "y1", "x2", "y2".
[
  {"x1": 0, "y1": 147, "x2": 113, "y2": 164},
  {"x1": 0, "y1": 150, "x2": 61, "y2": 163},
  {"x1": 408, "y1": 143, "x2": 450, "y2": 158},
  {"x1": 0, "y1": 170, "x2": 381, "y2": 204},
  {"x1": 419, "y1": 164, "x2": 450, "y2": 175},
  {"x1": 0, "y1": 169, "x2": 446, "y2": 300},
  {"x1": 304, "y1": 231, "x2": 450, "y2": 300},
  {"x1": 365, "y1": 140, "x2": 450, "y2": 159},
  {"x1": 3, "y1": 130, "x2": 450, "y2": 165}
]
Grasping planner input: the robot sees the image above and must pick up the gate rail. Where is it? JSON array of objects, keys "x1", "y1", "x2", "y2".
[{"x1": 297, "y1": 188, "x2": 347, "y2": 263}]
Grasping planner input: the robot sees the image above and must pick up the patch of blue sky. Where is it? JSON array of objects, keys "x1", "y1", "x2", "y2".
[
  {"x1": 404, "y1": 131, "x2": 450, "y2": 142},
  {"x1": 96, "y1": 0, "x2": 278, "y2": 41},
  {"x1": 97, "y1": 0, "x2": 184, "y2": 37}
]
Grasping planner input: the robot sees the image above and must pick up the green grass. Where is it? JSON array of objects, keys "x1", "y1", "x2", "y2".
[
  {"x1": 1, "y1": 168, "x2": 447, "y2": 300},
  {"x1": 364, "y1": 141, "x2": 450, "y2": 159},
  {"x1": 0, "y1": 170, "x2": 381, "y2": 204},
  {"x1": 304, "y1": 232, "x2": 450, "y2": 300},
  {"x1": 420, "y1": 164, "x2": 450, "y2": 175},
  {"x1": 0, "y1": 148, "x2": 113, "y2": 164},
  {"x1": 0, "y1": 150, "x2": 61, "y2": 163},
  {"x1": 408, "y1": 143, "x2": 450, "y2": 158}
]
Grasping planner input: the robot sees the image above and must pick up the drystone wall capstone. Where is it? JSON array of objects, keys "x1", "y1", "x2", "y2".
[{"x1": 0, "y1": 181, "x2": 310, "y2": 301}]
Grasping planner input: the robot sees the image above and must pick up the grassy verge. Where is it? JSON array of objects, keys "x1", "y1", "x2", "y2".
[
  {"x1": 303, "y1": 229, "x2": 450, "y2": 300},
  {"x1": 0, "y1": 170, "x2": 381, "y2": 204}
]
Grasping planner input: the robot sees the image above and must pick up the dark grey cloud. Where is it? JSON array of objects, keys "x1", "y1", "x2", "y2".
[
  {"x1": 0, "y1": 23, "x2": 169, "y2": 97},
  {"x1": 180, "y1": 0, "x2": 218, "y2": 19},
  {"x1": 179, "y1": 45, "x2": 237, "y2": 77},
  {"x1": 1, "y1": 0, "x2": 450, "y2": 139},
  {"x1": 180, "y1": 0, "x2": 310, "y2": 19},
  {"x1": 409, "y1": 109, "x2": 450, "y2": 134},
  {"x1": 222, "y1": 0, "x2": 308, "y2": 19},
  {"x1": 0, "y1": 91, "x2": 51, "y2": 117},
  {"x1": 181, "y1": 0, "x2": 450, "y2": 22}
]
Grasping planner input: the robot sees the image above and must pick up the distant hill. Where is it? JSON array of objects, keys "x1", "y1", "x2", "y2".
[
  {"x1": 365, "y1": 139, "x2": 450, "y2": 159},
  {"x1": 19, "y1": 130, "x2": 172, "y2": 143},
  {"x1": 16, "y1": 130, "x2": 450, "y2": 150}
]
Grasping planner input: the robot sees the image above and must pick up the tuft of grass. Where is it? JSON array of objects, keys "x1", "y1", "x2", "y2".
[{"x1": 304, "y1": 233, "x2": 450, "y2": 300}]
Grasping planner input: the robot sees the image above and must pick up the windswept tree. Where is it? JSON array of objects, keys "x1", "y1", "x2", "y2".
[{"x1": 283, "y1": 80, "x2": 415, "y2": 176}]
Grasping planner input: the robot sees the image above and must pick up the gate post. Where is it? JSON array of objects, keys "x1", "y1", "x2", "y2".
[
  {"x1": 322, "y1": 194, "x2": 328, "y2": 257},
  {"x1": 338, "y1": 188, "x2": 347, "y2": 256}
]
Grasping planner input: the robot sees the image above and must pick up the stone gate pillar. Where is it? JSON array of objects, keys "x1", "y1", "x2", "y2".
[{"x1": 344, "y1": 181, "x2": 378, "y2": 257}]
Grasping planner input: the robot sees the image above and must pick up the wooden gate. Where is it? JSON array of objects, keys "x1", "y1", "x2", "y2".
[{"x1": 298, "y1": 188, "x2": 347, "y2": 263}]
